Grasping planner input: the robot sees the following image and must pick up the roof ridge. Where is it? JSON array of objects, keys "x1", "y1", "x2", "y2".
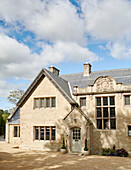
[{"x1": 60, "y1": 67, "x2": 131, "y2": 76}]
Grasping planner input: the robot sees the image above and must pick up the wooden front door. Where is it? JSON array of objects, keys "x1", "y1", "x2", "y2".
[{"x1": 71, "y1": 128, "x2": 81, "y2": 152}]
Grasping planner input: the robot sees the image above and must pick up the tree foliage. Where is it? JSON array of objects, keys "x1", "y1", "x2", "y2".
[
  {"x1": 0, "y1": 110, "x2": 10, "y2": 136},
  {"x1": 8, "y1": 89, "x2": 24, "y2": 105}
]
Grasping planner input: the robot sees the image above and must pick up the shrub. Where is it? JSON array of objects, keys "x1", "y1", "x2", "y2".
[
  {"x1": 102, "y1": 148, "x2": 110, "y2": 156},
  {"x1": 116, "y1": 148, "x2": 128, "y2": 157},
  {"x1": 61, "y1": 137, "x2": 66, "y2": 149},
  {"x1": 84, "y1": 139, "x2": 88, "y2": 151}
]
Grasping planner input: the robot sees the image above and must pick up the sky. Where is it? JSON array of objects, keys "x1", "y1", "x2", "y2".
[{"x1": 0, "y1": 0, "x2": 131, "y2": 110}]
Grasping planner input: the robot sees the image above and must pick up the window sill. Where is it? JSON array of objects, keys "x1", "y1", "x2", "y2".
[{"x1": 33, "y1": 140, "x2": 56, "y2": 142}]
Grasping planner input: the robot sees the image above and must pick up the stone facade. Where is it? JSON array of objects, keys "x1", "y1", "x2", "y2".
[{"x1": 6, "y1": 65, "x2": 131, "y2": 155}]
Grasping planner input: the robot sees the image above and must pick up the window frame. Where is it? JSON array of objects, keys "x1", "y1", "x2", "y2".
[
  {"x1": 128, "y1": 126, "x2": 131, "y2": 137},
  {"x1": 80, "y1": 97, "x2": 86, "y2": 107},
  {"x1": 124, "y1": 95, "x2": 131, "y2": 106},
  {"x1": 34, "y1": 97, "x2": 56, "y2": 109},
  {"x1": 96, "y1": 96, "x2": 116, "y2": 130},
  {"x1": 14, "y1": 125, "x2": 20, "y2": 138},
  {"x1": 34, "y1": 126, "x2": 56, "y2": 141}
]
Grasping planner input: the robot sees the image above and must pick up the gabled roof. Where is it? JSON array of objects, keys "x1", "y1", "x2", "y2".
[
  {"x1": 64, "y1": 106, "x2": 92, "y2": 124},
  {"x1": 17, "y1": 68, "x2": 76, "y2": 107},
  {"x1": 60, "y1": 68, "x2": 131, "y2": 91}
]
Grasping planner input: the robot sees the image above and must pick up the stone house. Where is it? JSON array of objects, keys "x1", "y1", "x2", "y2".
[{"x1": 6, "y1": 63, "x2": 131, "y2": 155}]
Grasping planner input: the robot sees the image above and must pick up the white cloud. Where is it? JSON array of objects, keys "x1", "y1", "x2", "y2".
[
  {"x1": 0, "y1": 80, "x2": 28, "y2": 97},
  {"x1": 0, "y1": 34, "x2": 98, "y2": 80},
  {"x1": 82, "y1": 0, "x2": 131, "y2": 42},
  {"x1": 107, "y1": 42, "x2": 131, "y2": 60},
  {"x1": 0, "y1": 0, "x2": 85, "y2": 44}
]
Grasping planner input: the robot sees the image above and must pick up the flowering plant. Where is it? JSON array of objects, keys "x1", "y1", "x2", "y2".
[{"x1": 116, "y1": 148, "x2": 128, "y2": 157}]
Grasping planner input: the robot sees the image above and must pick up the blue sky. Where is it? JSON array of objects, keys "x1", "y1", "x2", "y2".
[{"x1": 0, "y1": 0, "x2": 131, "y2": 110}]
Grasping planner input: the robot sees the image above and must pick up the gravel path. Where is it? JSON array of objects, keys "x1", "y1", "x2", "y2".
[{"x1": 0, "y1": 142, "x2": 131, "y2": 170}]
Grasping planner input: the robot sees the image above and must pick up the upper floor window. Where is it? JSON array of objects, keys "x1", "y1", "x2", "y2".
[
  {"x1": 125, "y1": 95, "x2": 130, "y2": 105},
  {"x1": 128, "y1": 126, "x2": 131, "y2": 137},
  {"x1": 34, "y1": 97, "x2": 56, "y2": 109},
  {"x1": 96, "y1": 96, "x2": 116, "y2": 130},
  {"x1": 14, "y1": 126, "x2": 20, "y2": 137},
  {"x1": 80, "y1": 97, "x2": 86, "y2": 107}
]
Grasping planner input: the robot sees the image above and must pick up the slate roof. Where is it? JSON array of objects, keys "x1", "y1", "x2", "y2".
[
  {"x1": 44, "y1": 69, "x2": 73, "y2": 100},
  {"x1": 8, "y1": 107, "x2": 20, "y2": 124},
  {"x1": 60, "y1": 68, "x2": 131, "y2": 91},
  {"x1": 17, "y1": 68, "x2": 76, "y2": 107}
]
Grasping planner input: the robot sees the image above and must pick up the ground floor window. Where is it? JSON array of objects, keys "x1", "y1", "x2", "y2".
[
  {"x1": 128, "y1": 126, "x2": 131, "y2": 136},
  {"x1": 14, "y1": 126, "x2": 20, "y2": 137},
  {"x1": 34, "y1": 126, "x2": 56, "y2": 141}
]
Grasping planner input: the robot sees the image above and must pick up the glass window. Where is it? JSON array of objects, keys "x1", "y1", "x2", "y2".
[
  {"x1": 110, "y1": 97, "x2": 115, "y2": 105},
  {"x1": 97, "y1": 119, "x2": 102, "y2": 129},
  {"x1": 96, "y1": 97, "x2": 101, "y2": 106},
  {"x1": 110, "y1": 119, "x2": 116, "y2": 129},
  {"x1": 128, "y1": 126, "x2": 131, "y2": 136},
  {"x1": 40, "y1": 127, "x2": 44, "y2": 140},
  {"x1": 97, "y1": 108, "x2": 102, "y2": 117},
  {"x1": 46, "y1": 127, "x2": 50, "y2": 140},
  {"x1": 110, "y1": 107, "x2": 115, "y2": 117},
  {"x1": 125, "y1": 96, "x2": 130, "y2": 105},
  {"x1": 14, "y1": 126, "x2": 18, "y2": 137},
  {"x1": 51, "y1": 127, "x2": 56, "y2": 140},
  {"x1": 73, "y1": 128, "x2": 81, "y2": 140},
  {"x1": 80, "y1": 98, "x2": 86, "y2": 107},
  {"x1": 46, "y1": 98, "x2": 50, "y2": 107},
  {"x1": 103, "y1": 108, "x2": 108, "y2": 117},
  {"x1": 51, "y1": 98, "x2": 56, "y2": 107},
  {"x1": 104, "y1": 119, "x2": 109, "y2": 129},
  {"x1": 103, "y1": 97, "x2": 108, "y2": 106},
  {"x1": 35, "y1": 127, "x2": 39, "y2": 140},
  {"x1": 40, "y1": 98, "x2": 44, "y2": 108},
  {"x1": 96, "y1": 96, "x2": 116, "y2": 130},
  {"x1": 19, "y1": 126, "x2": 20, "y2": 137},
  {"x1": 34, "y1": 98, "x2": 39, "y2": 108}
]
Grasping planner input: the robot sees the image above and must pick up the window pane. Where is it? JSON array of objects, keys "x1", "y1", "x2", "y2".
[
  {"x1": 110, "y1": 119, "x2": 116, "y2": 129},
  {"x1": 97, "y1": 119, "x2": 102, "y2": 129},
  {"x1": 40, "y1": 127, "x2": 44, "y2": 140},
  {"x1": 80, "y1": 98, "x2": 86, "y2": 106},
  {"x1": 125, "y1": 96, "x2": 130, "y2": 105},
  {"x1": 96, "y1": 97, "x2": 101, "y2": 106},
  {"x1": 51, "y1": 127, "x2": 56, "y2": 140},
  {"x1": 34, "y1": 99, "x2": 39, "y2": 108},
  {"x1": 46, "y1": 98, "x2": 50, "y2": 107},
  {"x1": 35, "y1": 127, "x2": 39, "y2": 140},
  {"x1": 128, "y1": 126, "x2": 131, "y2": 136},
  {"x1": 40, "y1": 98, "x2": 44, "y2": 108},
  {"x1": 110, "y1": 97, "x2": 115, "y2": 105},
  {"x1": 51, "y1": 98, "x2": 56, "y2": 107},
  {"x1": 46, "y1": 127, "x2": 50, "y2": 140},
  {"x1": 103, "y1": 97, "x2": 108, "y2": 106},
  {"x1": 103, "y1": 108, "x2": 108, "y2": 117},
  {"x1": 104, "y1": 119, "x2": 109, "y2": 129},
  {"x1": 97, "y1": 108, "x2": 102, "y2": 117},
  {"x1": 19, "y1": 126, "x2": 20, "y2": 137},
  {"x1": 14, "y1": 126, "x2": 18, "y2": 137},
  {"x1": 110, "y1": 107, "x2": 115, "y2": 117}
]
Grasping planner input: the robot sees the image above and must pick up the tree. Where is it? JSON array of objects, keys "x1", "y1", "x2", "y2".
[{"x1": 8, "y1": 89, "x2": 24, "y2": 105}]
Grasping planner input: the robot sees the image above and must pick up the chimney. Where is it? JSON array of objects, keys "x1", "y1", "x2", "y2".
[
  {"x1": 48, "y1": 65, "x2": 60, "y2": 76},
  {"x1": 83, "y1": 62, "x2": 91, "y2": 76}
]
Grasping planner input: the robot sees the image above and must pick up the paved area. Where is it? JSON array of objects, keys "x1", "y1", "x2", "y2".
[{"x1": 0, "y1": 142, "x2": 131, "y2": 170}]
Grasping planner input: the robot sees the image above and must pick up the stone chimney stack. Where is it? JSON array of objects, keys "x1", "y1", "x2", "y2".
[
  {"x1": 48, "y1": 65, "x2": 60, "y2": 76},
  {"x1": 83, "y1": 62, "x2": 91, "y2": 76}
]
